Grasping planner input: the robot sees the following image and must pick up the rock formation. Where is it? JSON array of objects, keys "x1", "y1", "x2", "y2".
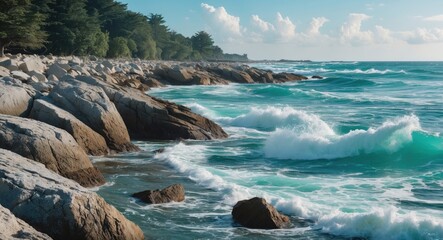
[
  {"x1": 0, "y1": 114, "x2": 105, "y2": 187},
  {"x1": 232, "y1": 197, "x2": 291, "y2": 229},
  {"x1": 29, "y1": 99, "x2": 110, "y2": 156},
  {"x1": 132, "y1": 184, "x2": 185, "y2": 204},
  {"x1": 0, "y1": 148, "x2": 144, "y2": 240},
  {"x1": 0, "y1": 204, "x2": 52, "y2": 240},
  {"x1": 48, "y1": 78, "x2": 139, "y2": 152},
  {"x1": 76, "y1": 75, "x2": 228, "y2": 140}
]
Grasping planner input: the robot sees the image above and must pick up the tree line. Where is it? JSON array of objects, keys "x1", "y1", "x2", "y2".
[{"x1": 0, "y1": 0, "x2": 248, "y2": 61}]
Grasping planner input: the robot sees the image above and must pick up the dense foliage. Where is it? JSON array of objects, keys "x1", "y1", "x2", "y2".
[{"x1": 0, "y1": 0, "x2": 248, "y2": 61}]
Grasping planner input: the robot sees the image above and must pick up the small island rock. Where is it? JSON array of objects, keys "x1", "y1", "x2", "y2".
[
  {"x1": 232, "y1": 197, "x2": 290, "y2": 229},
  {"x1": 132, "y1": 184, "x2": 185, "y2": 204}
]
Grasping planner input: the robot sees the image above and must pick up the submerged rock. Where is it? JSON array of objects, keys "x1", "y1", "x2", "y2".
[
  {"x1": 48, "y1": 78, "x2": 139, "y2": 152},
  {"x1": 0, "y1": 114, "x2": 105, "y2": 187},
  {"x1": 0, "y1": 148, "x2": 144, "y2": 240},
  {"x1": 232, "y1": 197, "x2": 290, "y2": 229},
  {"x1": 132, "y1": 184, "x2": 185, "y2": 204}
]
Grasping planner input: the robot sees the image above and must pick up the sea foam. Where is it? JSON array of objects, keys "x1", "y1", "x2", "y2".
[
  {"x1": 264, "y1": 115, "x2": 421, "y2": 160},
  {"x1": 221, "y1": 106, "x2": 335, "y2": 134},
  {"x1": 316, "y1": 207, "x2": 443, "y2": 239}
]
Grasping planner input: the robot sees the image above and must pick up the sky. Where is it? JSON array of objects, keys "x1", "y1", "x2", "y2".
[{"x1": 120, "y1": 0, "x2": 443, "y2": 61}]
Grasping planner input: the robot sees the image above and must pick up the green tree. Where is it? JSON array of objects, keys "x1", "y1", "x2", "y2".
[
  {"x1": 0, "y1": 0, "x2": 47, "y2": 56},
  {"x1": 45, "y1": 0, "x2": 104, "y2": 55},
  {"x1": 88, "y1": 30, "x2": 109, "y2": 57},
  {"x1": 107, "y1": 37, "x2": 130, "y2": 58},
  {"x1": 191, "y1": 31, "x2": 215, "y2": 58},
  {"x1": 148, "y1": 14, "x2": 169, "y2": 49}
]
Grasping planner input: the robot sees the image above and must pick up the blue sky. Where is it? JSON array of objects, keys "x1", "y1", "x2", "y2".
[{"x1": 120, "y1": 0, "x2": 443, "y2": 60}]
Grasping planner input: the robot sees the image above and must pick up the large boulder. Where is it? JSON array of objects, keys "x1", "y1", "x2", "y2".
[
  {"x1": 0, "y1": 204, "x2": 52, "y2": 240},
  {"x1": 232, "y1": 197, "x2": 291, "y2": 229},
  {"x1": 0, "y1": 80, "x2": 35, "y2": 117},
  {"x1": 48, "y1": 78, "x2": 138, "y2": 152},
  {"x1": 29, "y1": 99, "x2": 109, "y2": 156},
  {"x1": 46, "y1": 63, "x2": 67, "y2": 79},
  {"x1": 0, "y1": 149, "x2": 144, "y2": 240},
  {"x1": 19, "y1": 57, "x2": 46, "y2": 73},
  {"x1": 0, "y1": 114, "x2": 105, "y2": 187},
  {"x1": 132, "y1": 184, "x2": 185, "y2": 204},
  {"x1": 76, "y1": 75, "x2": 228, "y2": 140}
]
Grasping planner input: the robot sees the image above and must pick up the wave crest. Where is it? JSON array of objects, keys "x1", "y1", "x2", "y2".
[{"x1": 264, "y1": 115, "x2": 422, "y2": 160}]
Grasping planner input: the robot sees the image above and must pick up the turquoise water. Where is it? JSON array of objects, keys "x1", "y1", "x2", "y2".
[{"x1": 96, "y1": 62, "x2": 443, "y2": 239}]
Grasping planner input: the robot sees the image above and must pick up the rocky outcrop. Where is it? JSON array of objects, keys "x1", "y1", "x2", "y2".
[
  {"x1": 151, "y1": 63, "x2": 307, "y2": 86},
  {"x1": 76, "y1": 75, "x2": 228, "y2": 140},
  {"x1": 0, "y1": 80, "x2": 35, "y2": 117},
  {"x1": 232, "y1": 197, "x2": 291, "y2": 229},
  {"x1": 29, "y1": 99, "x2": 109, "y2": 156},
  {"x1": 132, "y1": 184, "x2": 185, "y2": 204},
  {"x1": 0, "y1": 114, "x2": 105, "y2": 187},
  {"x1": 48, "y1": 78, "x2": 139, "y2": 152},
  {"x1": 0, "y1": 149, "x2": 144, "y2": 240},
  {"x1": 0, "y1": 204, "x2": 52, "y2": 240}
]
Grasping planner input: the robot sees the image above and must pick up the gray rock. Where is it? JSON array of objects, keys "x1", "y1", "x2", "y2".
[
  {"x1": 11, "y1": 71, "x2": 30, "y2": 82},
  {"x1": 29, "y1": 82, "x2": 52, "y2": 93},
  {"x1": 0, "y1": 114, "x2": 105, "y2": 187},
  {"x1": 0, "y1": 148, "x2": 144, "y2": 240},
  {"x1": 29, "y1": 70, "x2": 47, "y2": 82},
  {"x1": 47, "y1": 74, "x2": 59, "y2": 82},
  {"x1": 0, "y1": 80, "x2": 34, "y2": 116},
  {"x1": 0, "y1": 58, "x2": 19, "y2": 71},
  {"x1": 29, "y1": 99, "x2": 109, "y2": 156},
  {"x1": 19, "y1": 57, "x2": 45, "y2": 73},
  {"x1": 76, "y1": 76, "x2": 228, "y2": 140},
  {"x1": 0, "y1": 204, "x2": 52, "y2": 240},
  {"x1": 46, "y1": 64, "x2": 67, "y2": 79},
  {"x1": 0, "y1": 66, "x2": 9, "y2": 77},
  {"x1": 49, "y1": 78, "x2": 138, "y2": 152}
]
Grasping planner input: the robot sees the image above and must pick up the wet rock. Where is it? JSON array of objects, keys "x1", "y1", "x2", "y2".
[
  {"x1": 311, "y1": 75, "x2": 324, "y2": 79},
  {"x1": 0, "y1": 148, "x2": 144, "y2": 240},
  {"x1": 29, "y1": 99, "x2": 109, "y2": 156},
  {"x1": 0, "y1": 114, "x2": 105, "y2": 187},
  {"x1": 132, "y1": 184, "x2": 185, "y2": 204},
  {"x1": 232, "y1": 197, "x2": 290, "y2": 229}
]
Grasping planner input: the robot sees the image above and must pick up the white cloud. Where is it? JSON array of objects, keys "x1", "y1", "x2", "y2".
[
  {"x1": 423, "y1": 14, "x2": 443, "y2": 22},
  {"x1": 201, "y1": 3, "x2": 243, "y2": 41},
  {"x1": 249, "y1": 13, "x2": 296, "y2": 42},
  {"x1": 251, "y1": 15, "x2": 274, "y2": 32},
  {"x1": 307, "y1": 17, "x2": 329, "y2": 35},
  {"x1": 340, "y1": 13, "x2": 373, "y2": 45},
  {"x1": 374, "y1": 25, "x2": 394, "y2": 43},
  {"x1": 275, "y1": 13, "x2": 296, "y2": 40},
  {"x1": 404, "y1": 28, "x2": 443, "y2": 44}
]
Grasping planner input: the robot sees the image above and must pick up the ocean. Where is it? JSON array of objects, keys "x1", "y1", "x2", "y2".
[{"x1": 94, "y1": 61, "x2": 443, "y2": 239}]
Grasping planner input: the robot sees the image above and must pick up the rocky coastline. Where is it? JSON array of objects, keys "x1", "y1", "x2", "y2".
[{"x1": 0, "y1": 53, "x2": 307, "y2": 239}]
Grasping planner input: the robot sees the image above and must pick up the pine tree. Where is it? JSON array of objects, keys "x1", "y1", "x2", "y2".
[{"x1": 0, "y1": 0, "x2": 47, "y2": 56}]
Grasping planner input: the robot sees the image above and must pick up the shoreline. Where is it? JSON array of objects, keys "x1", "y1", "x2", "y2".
[{"x1": 0, "y1": 53, "x2": 307, "y2": 239}]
